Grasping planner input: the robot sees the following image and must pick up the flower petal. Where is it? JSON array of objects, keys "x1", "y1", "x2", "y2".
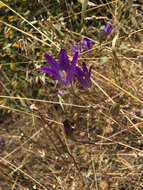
[
  {"x1": 75, "y1": 64, "x2": 92, "y2": 89},
  {"x1": 75, "y1": 73, "x2": 91, "y2": 89},
  {"x1": 59, "y1": 49, "x2": 70, "y2": 71},
  {"x1": 104, "y1": 22, "x2": 113, "y2": 35},
  {"x1": 87, "y1": 40, "x2": 93, "y2": 50},
  {"x1": 82, "y1": 62, "x2": 88, "y2": 73},
  {"x1": 71, "y1": 51, "x2": 78, "y2": 68},
  {"x1": 79, "y1": 40, "x2": 93, "y2": 51},
  {"x1": 75, "y1": 66, "x2": 84, "y2": 78},
  {"x1": 80, "y1": 40, "x2": 88, "y2": 49},
  {"x1": 77, "y1": 42, "x2": 82, "y2": 52},
  {"x1": 44, "y1": 54, "x2": 59, "y2": 70},
  {"x1": 41, "y1": 66, "x2": 58, "y2": 77}
]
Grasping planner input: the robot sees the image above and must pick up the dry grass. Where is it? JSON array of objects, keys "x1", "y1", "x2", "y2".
[{"x1": 0, "y1": 0, "x2": 143, "y2": 189}]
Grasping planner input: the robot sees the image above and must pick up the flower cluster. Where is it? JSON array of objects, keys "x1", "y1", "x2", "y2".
[
  {"x1": 75, "y1": 62, "x2": 92, "y2": 89},
  {"x1": 41, "y1": 49, "x2": 78, "y2": 86},
  {"x1": 41, "y1": 48, "x2": 92, "y2": 89},
  {"x1": 41, "y1": 22, "x2": 114, "y2": 89},
  {"x1": 72, "y1": 39, "x2": 93, "y2": 55}
]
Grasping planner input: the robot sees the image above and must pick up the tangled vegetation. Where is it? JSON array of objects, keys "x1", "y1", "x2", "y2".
[{"x1": 0, "y1": 0, "x2": 143, "y2": 189}]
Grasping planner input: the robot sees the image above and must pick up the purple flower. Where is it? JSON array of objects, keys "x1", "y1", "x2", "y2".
[
  {"x1": 75, "y1": 63, "x2": 92, "y2": 89},
  {"x1": 72, "y1": 39, "x2": 93, "y2": 55},
  {"x1": 41, "y1": 49, "x2": 78, "y2": 86},
  {"x1": 58, "y1": 89, "x2": 63, "y2": 94},
  {"x1": 104, "y1": 22, "x2": 113, "y2": 35}
]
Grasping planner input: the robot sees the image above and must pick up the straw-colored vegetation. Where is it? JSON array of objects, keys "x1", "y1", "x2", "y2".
[{"x1": 0, "y1": 0, "x2": 143, "y2": 189}]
